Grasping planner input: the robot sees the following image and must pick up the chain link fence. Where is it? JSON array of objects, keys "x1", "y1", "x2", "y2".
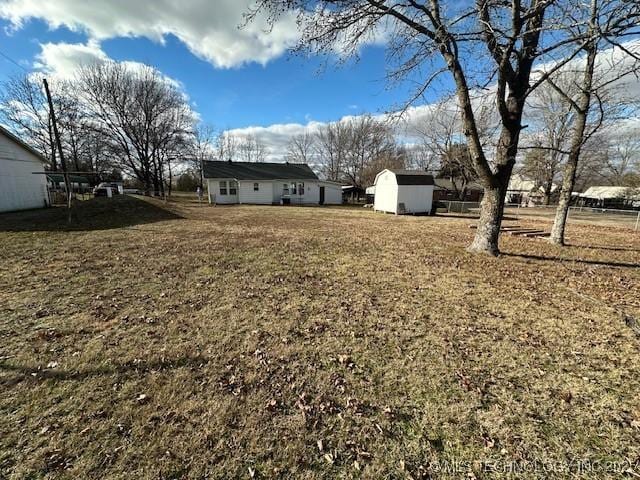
[{"x1": 438, "y1": 200, "x2": 640, "y2": 231}]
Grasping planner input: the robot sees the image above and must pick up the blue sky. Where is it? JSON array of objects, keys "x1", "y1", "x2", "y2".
[
  {"x1": 1, "y1": 0, "x2": 637, "y2": 161},
  {"x1": 0, "y1": 13, "x2": 436, "y2": 131}
]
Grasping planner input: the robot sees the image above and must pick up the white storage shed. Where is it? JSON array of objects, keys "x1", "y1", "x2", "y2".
[
  {"x1": 373, "y1": 169, "x2": 435, "y2": 215},
  {"x1": 0, "y1": 126, "x2": 49, "y2": 213}
]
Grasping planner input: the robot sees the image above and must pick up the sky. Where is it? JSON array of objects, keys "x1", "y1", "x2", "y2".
[
  {"x1": 0, "y1": 0, "x2": 638, "y2": 161},
  {"x1": 0, "y1": 0, "x2": 444, "y2": 156}
]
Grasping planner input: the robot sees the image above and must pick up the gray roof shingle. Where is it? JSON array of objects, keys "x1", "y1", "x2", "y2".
[{"x1": 203, "y1": 161, "x2": 318, "y2": 180}]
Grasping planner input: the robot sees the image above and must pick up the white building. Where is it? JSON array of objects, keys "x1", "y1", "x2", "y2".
[
  {"x1": 579, "y1": 186, "x2": 640, "y2": 208},
  {"x1": 0, "y1": 126, "x2": 49, "y2": 213},
  {"x1": 507, "y1": 173, "x2": 558, "y2": 206},
  {"x1": 204, "y1": 160, "x2": 342, "y2": 206},
  {"x1": 373, "y1": 169, "x2": 435, "y2": 214}
]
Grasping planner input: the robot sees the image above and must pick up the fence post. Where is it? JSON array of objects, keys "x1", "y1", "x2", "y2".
[{"x1": 635, "y1": 210, "x2": 639, "y2": 232}]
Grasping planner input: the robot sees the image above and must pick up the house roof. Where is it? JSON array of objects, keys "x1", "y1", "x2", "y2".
[
  {"x1": 507, "y1": 173, "x2": 559, "y2": 193},
  {"x1": 580, "y1": 186, "x2": 639, "y2": 200},
  {"x1": 388, "y1": 169, "x2": 435, "y2": 186},
  {"x1": 203, "y1": 160, "x2": 318, "y2": 181},
  {"x1": 0, "y1": 124, "x2": 48, "y2": 164},
  {"x1": 434, "y1": 178, "x2": 483, "y2": 191}
]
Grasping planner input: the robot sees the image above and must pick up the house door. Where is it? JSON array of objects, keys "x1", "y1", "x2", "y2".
[{"x1": 319, "y1": 186, "x2": 325, "y2": 205}]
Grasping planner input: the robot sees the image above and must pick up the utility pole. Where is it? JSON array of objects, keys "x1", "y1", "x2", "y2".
[{"x1": 43, "y1": 78, "x2": 72, "y2": 211}]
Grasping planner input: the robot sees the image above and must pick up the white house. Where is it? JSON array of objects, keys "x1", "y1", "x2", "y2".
[
  {"x1": 0, "y1": 126, "x2": 49, "y2": 213},
  {"x1": 373, "y1": 169, "x2": 435, "y2": 214},
  {"x1": 203, "y1": 160, "x2": 342, "y2": 205},
  {"x1": 507, "y1": 173, "x2": 558, "y2": 206}
]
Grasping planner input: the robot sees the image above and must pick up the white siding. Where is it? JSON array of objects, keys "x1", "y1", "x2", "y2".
[
  {"x1": 373, "y1": 170, "x2": 399, "y2": 213},
  {"x1": 320, "y1": 182, "x2": 343, "y2": 205},
  {"x1": 301, "y1": 181, "x2": 319, "y2": 204},
  {"x1": 271, "y1": 180, "x2": 320, "y2": 204},
  {"x1": 207, "y1": 179, "x2": 238, "y2": 204},
  {"x1": 206, "y1": 178, "x2": 336, "y2": 206},
  {"x1": 0, "y1": 133, "x2": 48, "y2": 213},
  {"x1": 397, "y1": 185, "x2": 433, "y2": 214},
  {"x1": 238, "y1": 181, "x2": 273, "y2": 204}
]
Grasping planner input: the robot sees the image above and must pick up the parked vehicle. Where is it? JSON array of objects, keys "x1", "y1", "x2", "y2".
[{"x1": 93, "y1": 182, "x2": 121, "y2": 197}]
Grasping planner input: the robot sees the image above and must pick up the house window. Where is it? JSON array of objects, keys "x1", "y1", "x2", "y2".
[
  {"x1": 283, "y1": 184, "x2": 289, "y2": 195},
  {"x1": 219, "y1": 181, "x2": 227, "y2": 195},
  {"x1": 229, "y1": 180, "x2": 238, "y2": 195},
  {"x1": 254, "y1": 182, "x2": 259, "y2": 191},
  {"x1": 291, "y1": 183, "x2": 297, "y2": 195},
  {"x1": 299, "y1": 183, "x2": 305, "y2": 195}
]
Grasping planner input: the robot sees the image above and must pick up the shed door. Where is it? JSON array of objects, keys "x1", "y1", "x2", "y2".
[{"x1": 319, "y1": 186, "x2": 325, "y2": 205}]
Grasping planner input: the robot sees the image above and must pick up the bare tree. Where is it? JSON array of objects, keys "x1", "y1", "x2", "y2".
[
  {"x1": 519, "y1": 77, "x2": 578, "y2": 204},
  {"x1": 216, "y1": 131, "x2": 238, "y2": 162},
  {"x1": 0, "y1": 74, "x2": 56, "y2": 169},
  {"x1": 248, "y1": 0, "x2": 620, "y2": 255},
  {"x1": 548, "y1": 0, "x2": 640, "y2": 244},
  {"x1": 285, "y1": 132, "x2": 315, "y2": 164},
  {"x1": 404, "y1": 141, "x2": 439, "y2": 173},
  {"x1": 235, "y1": 134, "x2": 268, "y2": 162},
  {"x1": 601, "y1": 129, "x2": 640, "y2": 185},
  {"x1": 314, "y1": 121, "x2": 351, "y2": 181},
  {"x1": 342, "y1": 115, "x2": 396, "y2": 189},
  {"x1": 78, "y1": 62, "x2": 194, "y2": 194},
  {"x1": 360, "y1": 146, "x2": 406, "y2": 187},
  {"x1": 411, "y1": 102, "x2": 479, "y2": 200},
  {"x1": 186, "y1": 123, "x2": 216, "y2": 187}
]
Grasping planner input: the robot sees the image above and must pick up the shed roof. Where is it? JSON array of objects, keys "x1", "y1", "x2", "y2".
[
  {"x1": 203, "y1": 160, "x2": 318, "y2": 180},
  {"x1": 0, "y1": 125, "x2": 48, "y2": 164},
  {"x1": 47, "y1": 173, "x2": 91, "y2": 184},
  {"x1": 388, "y1": 169, "x2": 435, "y2": 185}
]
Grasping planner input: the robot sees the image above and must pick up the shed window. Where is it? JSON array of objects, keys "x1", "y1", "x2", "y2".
[
  {"x1": 282, "y1": 184, "x2": 289, "y2": 195},
  {"x1": 253, "y1": 182, "x2": 259, "y2": 191},
  {"x1": 291, "y1": 183, "x2": 297, "y2": 195},
  {"x1": 298, "y1": 183, "x2": 305, "y2": 195},
  {"x1": 219, "y1": 181, "x2": 227, "y2": 195},
  {"x1": 229, "y1": 180, "x2": 238, "y2": 195}
]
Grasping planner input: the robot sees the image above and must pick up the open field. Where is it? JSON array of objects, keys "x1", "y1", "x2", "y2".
[{"x1": 1, "y1": 196, "x2": 639, "y2": 479}]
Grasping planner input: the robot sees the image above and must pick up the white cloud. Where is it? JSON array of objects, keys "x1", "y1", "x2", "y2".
[
  {"x1": 33, "y1": 40, "x2": 185, "y2": 91},
  {"x1": 223, "y1": 106, "x2": 445, "y2": 161},
  {"x1": 31, "y1": 40, "x2": 200, "y2": 125},
  {"x1": 0, "y1": 0, "x2": 300, "y2": 68},
  {"x1": 228, "y1": 40, "x2": 640, "y2": 161},
  {"x1": 34, "y1": 40, "x2": 108, "y2": 78}
]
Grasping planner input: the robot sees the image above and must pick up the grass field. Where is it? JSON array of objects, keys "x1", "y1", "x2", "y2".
[{"x1": 1, "y1": 195, "x2": 639, "y2": 479}]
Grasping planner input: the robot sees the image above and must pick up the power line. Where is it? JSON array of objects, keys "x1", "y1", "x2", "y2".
[{"x1": 0, "y1": 48, "x2": 29, "y2": 73}]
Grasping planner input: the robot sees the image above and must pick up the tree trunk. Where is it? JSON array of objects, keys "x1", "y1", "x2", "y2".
[
  {"x1": 550, "y1": 152, "x2": 579, "y2": 245},
  {"x1": 550, "y1": 35, "x2": 597, "y2": 245},
  {"x1": 467, "y1": 182, "x2": 507, "y2": 256},
  {"x1": 466, "y1": 118, "x2": 519, "y2": 256}
]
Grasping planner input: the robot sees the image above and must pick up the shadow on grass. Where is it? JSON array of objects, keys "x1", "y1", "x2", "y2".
[
  {"x1": 0, "y1": 195, "x2": 182, "y2": 232},
  {"x1": 567, "y1": 243, "x2": 640, "y2": 253},
  {"x1": 0, "y1": 355, "x2": 209, "y2": 387},
  {"x1": 502, "y1": 252, "x2": 639, "y2": 269}
]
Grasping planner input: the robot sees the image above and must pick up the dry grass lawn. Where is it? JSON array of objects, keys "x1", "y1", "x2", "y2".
[{"x1": 1, "y1": 195, "x2": 639, "y2": 479}]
